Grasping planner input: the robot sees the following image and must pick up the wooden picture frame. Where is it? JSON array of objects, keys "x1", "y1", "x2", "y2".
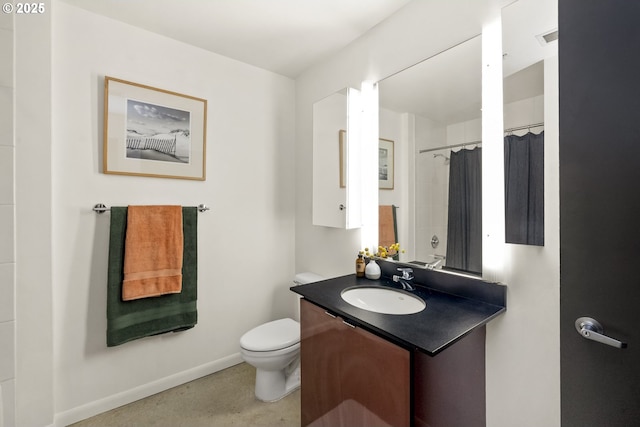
[
  {"x1": 103, "y1": 76, "x2": 207, "y2": 180},
  {"x1": 340, "y1": 131, "x2": 395, "y2": 189},
  {"x1": 379, "y1": 137, "x2": 394, "y2": 190}
]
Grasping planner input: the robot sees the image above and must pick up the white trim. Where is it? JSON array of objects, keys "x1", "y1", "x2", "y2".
[{"x1": 54, "y1": 353, "x2": 243, "y2": 427}]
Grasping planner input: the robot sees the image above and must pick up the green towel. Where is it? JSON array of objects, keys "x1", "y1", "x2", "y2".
[
  {"x1": 107, "y1": 206, "x2": 198, "y2": 347},
  {"x1": 392, "y1": 205, "x2": 399, "y2": 261}
]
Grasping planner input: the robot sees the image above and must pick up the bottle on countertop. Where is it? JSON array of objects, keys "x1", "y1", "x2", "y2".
[
  {"x1": 365, "y1": 259, "x2": 381, "y2": 279},
  {"x1": 356, "y1": 253, "x2": 365, "y2": 277}
]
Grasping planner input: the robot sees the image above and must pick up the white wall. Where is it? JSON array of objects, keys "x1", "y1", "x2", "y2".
[
  {"x1": 378, "y1": 107, "x2": 406, "y2": 256},
  {"x1": 378, "y1": 108, "x2": 403, "y2": 208},
  {"x1": 413, "y1": 115, "x2": 446, "y2": 262},
  {"x1": 0, "y1": 7, "x2": 15, "y2": 427},
  {"x1": 14, "y1": 2, "x2": 55, "y2": 426},
  {"x1": 486, "y1": 57, "x2": 560, "y2": 426},
  {"x1": 296, "y1": 2, "x2": 560, "y2": 427},
  {"x1": 7, "y1": 1, "x2": 560, "y2": 425},
  {"x1": 295, "y1": 0, "x2": 492, "y2": 278},
  {"x1": 48, "y1": 2, "x2": 296, "y2": 424},
  {"x1": 504, "y1": 94, "x2": 545, "y2": 132}
]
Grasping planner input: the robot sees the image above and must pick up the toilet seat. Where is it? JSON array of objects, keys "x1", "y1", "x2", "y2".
[{"x1": 240, "y1": 318, "x2": 300, "y2": 352}]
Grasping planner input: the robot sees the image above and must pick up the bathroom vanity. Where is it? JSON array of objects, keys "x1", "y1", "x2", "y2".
[
  {"x1": 300, "y1": 299, "x2": 410, "y2": 426},
  {"x1": 291, "y1": 264, "x2": 506, "y2": 427}
]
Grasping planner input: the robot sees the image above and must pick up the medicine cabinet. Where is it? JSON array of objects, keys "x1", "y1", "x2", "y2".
[{"x1": 312, "y1": 87, "x2": 361, "y2": 229}]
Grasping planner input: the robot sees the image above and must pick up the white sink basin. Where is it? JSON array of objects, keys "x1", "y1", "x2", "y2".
[{"x1": 341, "y1": 287, "x2": 426, "y2": 315}]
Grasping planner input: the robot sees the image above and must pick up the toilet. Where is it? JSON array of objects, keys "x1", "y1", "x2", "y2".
[{"x1": 240, "y1": 272, "x2": 325, "y2": 402}]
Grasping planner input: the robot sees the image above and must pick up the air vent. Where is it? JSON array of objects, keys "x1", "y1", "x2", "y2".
[{"x1": 536, "y1": 29, "x2": 558, "y2": 46}]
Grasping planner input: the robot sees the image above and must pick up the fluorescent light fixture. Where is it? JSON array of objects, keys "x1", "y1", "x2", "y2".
[
  {"x1": 359, "y1": 81, "x2": 379, "y2": 250},
  {"x1": 481, "y1": 15, "x2": 506, "y2": 282},
  {"x1": 346, "y1": 87, "x2": 362, "y2": 229}
]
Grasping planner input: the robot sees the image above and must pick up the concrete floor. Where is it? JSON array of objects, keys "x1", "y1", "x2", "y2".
[{"x1": 69, "y1": 363, "x2": 300, "y2": 427}]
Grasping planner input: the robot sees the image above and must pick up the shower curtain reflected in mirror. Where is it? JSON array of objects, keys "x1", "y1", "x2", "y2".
[
  {"x1": 446, "y1": 148, "x2": 482, "y2": 274},
  {"x1": 504, "y1": 131, "x2": 544, "y2": 246}
]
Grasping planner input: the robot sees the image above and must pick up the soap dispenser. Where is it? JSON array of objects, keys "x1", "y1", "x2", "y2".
[
  {"x1": 365, "y1": 259, "x2": 381, "y2": 280},
  {"x1": 356, "y1": 253, "x2": 365, "y2": 277}
]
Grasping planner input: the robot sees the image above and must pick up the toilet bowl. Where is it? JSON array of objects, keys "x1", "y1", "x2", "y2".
[
  {"x1": 240, "y1": 318, "x2": 301, "y2": 402},
  {"x1": 240, "y1": 272, "x2": 325, "y2": 402}
]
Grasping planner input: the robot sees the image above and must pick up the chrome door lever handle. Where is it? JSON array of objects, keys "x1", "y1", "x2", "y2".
[{"x1": 575, "y1": 317, "x2": 627, "y2": 349}]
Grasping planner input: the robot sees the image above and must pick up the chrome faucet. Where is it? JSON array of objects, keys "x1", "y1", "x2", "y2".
[
  {"x1": 392, "y1": 268, "x2": 415, "y2": 291},
  {"x1": 427, "y1": 259, "x2": 442, "y2": 270},
  {"x1": 427, "y1": 254, "x2": 445, "y2": 270}
]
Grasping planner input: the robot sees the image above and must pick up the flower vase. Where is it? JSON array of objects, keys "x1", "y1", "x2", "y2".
[{"x1": 365, "y1": 259, "x2": 381, "y2": 280}]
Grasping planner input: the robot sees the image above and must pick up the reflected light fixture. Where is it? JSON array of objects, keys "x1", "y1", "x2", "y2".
[{"x1": 359, "y1": 80, "x2": 379, "y2": 250}]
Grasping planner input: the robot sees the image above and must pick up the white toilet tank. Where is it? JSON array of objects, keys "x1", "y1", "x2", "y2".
[
  {"x1": 292, "y1": 272, "x2": 325, "y2": 320},
  {"x1": 293, "y1": 272, "x2": 325, "y2": 286}
]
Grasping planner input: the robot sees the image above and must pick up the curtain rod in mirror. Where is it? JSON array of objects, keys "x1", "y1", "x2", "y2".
[
  {"x1": 419, "y1": 141, "x2": 481, "y2": 154},
  {"x1": 418, "y1": 122, "x2": 544, "y2": 154},
  {"x1": 504, "y1": 122, "x2": 544, "y2": 134}
]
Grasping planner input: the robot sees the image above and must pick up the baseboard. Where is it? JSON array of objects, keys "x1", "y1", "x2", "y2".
[{"x1": 54, "y1": 353, "x2": 243, "y2": 427}]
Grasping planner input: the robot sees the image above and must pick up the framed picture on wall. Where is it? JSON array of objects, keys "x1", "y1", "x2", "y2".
[
  {"x1": 103, "y1": 76, "x2": 207, "y2": 180},
  {"x1": 379, "y1": 137, "x2": 394, "y2": 190}
]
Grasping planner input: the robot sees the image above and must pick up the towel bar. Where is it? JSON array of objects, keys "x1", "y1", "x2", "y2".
[{"x1": 93, "y1": 203, "x2": 210, "y2": 213}]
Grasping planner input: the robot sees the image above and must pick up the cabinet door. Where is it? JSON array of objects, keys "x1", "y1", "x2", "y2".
[
  {"x1": 300, "y1": 299, "x2": 345, "y2": 426},
  {"x1": 413, "y1": 326, "x2": 486, "y2": 427},
  {"x1": 300, "y1": 299, "x2": 410, "y2": 427},
  {"x1": 339, "y1": 322, "x2": 411, "y2": 427}
]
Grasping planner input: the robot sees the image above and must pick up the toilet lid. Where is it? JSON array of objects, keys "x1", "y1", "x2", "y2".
[{"x1": 240, "y1": 318, "x2": 300, "y2": 352}]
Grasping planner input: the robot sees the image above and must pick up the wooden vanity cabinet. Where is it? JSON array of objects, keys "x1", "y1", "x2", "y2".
[
  {"x1": 413, "y1": 326, "x2": 486, "y2": 427},
  {"x1": 300, "y1": 299, "x2": 410, "y2": 427}
]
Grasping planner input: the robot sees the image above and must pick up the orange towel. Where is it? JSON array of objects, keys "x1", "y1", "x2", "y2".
[
  {"x1": 379, "y1": 205, "x2": 396, "y2": 248},
  {"x1": 122, "y1": 205, "x2": 184, "y2": 301}
]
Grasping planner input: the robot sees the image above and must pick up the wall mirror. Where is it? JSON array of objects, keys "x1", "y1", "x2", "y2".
[
  {"x1": 312, "y1": 87, "x2": 361, "y2": 229},
  {"x1": 376, "y1": 0, "x2": 557, "y2": 275},
  {"x1": 501, "y1": 0, "x2": 556, "y2": 246},
  {"x1": 378, "y1": 35, "x2": 483, "y2": 276}
]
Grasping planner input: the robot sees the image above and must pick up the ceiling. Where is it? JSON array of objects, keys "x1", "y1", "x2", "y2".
[
  {"x1": 60, "y1": 0, "x2": 556, "y2": 123},
  {"x1": 59, "y1": 0, "x2": 413, "y2": 78},
  {"x1": 379, "y1": 36, "x2": 483, "y2": 124},
  {"x1": 378, "y1": 0, "x2": 557, "y2": 124}
]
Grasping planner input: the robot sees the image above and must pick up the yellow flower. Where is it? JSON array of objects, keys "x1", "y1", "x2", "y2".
[{"x1": 360, "y1": 242, "x2": 402, "y2": 259}]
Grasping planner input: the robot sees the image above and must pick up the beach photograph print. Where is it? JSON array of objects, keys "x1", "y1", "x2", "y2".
[
  {"x1": 379, "y1": 138, "x2": 394, "y2": 189},
  {"x1": 126, "y1": 100, "x2": 191, "y2": 164},
  {"x1": 104, "y1": 76, "x2": 207, "y2": 180}
]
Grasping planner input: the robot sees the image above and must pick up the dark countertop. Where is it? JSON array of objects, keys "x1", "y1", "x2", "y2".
[{"x1": 291, "y1": 273, "x2": 506, "y2": 356}]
